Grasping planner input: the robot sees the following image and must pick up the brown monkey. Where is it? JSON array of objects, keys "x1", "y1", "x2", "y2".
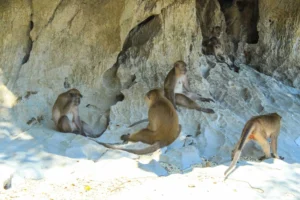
[
  {"x1": 164, "y1": 60, "x2": 215, "y2": 111},
  {"x1": 128, "y1": 61, "x2": 215, "y2": 128},
  {"x1": 224, "y1": 113, "x2": 284, "y2": 177},
  {"x1": 52, "y1": 88, "x2": 103, "y2": 138},
  {"x1": 91, "y1": 88, "x2": 181, "y2": 155},
  {"x1": 212, "y1": 26, "x2": 222, "y2": 38},
  {"x1": 203, "y1": 36, "x2": 240, "y2": 73}
]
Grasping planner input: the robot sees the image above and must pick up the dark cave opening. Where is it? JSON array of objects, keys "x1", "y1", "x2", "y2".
[{"x1": 218, "y1": 0, "x2": 259, "y2": 45}]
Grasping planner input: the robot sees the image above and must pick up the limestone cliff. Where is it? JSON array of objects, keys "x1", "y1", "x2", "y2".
[{"x1": 1, "y1": 0, "x2": 300, "y2": 169}]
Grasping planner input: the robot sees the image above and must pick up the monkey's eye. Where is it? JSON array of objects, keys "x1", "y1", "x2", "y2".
[{"x1": 69, "y1": 93, "x2": 75, "y2": 97}]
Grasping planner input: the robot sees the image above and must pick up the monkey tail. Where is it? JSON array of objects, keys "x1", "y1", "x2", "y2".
[
  {"x1": 214, "y1": 54, "x2": 234, "y2": 70},
  {"x1": 128, "y1": 119, "x2": 149, "y2": 128},
  {"x1": 224, "y1": 122, "x2": 255, "y2": 177},
  {"x1": 91, "y1": 140, "x2": 162, "y2": 155}
]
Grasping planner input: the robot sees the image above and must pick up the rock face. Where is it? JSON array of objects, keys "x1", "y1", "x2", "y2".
[
  {"x1": 247, "y1": 0, "x2": 300, "y2": 88},
  {"x1": 1, "y1": 0, "x2": 300, "y2": 173}
]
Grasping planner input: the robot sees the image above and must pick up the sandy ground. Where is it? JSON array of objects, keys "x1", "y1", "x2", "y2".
[{"x1": 1, "y1": 153, "x2": 299, "y2": 200}]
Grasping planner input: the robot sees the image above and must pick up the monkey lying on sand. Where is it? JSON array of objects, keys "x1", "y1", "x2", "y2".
[
  {"x1": 91, "y1": 88, "x2": 181, "y2": 155},
  {"x1": 224, "y1": 113, "x2": 284, "y2": 177},
  {"x1": 52, "y1": 88, "x2": 104, "y2": 138}
]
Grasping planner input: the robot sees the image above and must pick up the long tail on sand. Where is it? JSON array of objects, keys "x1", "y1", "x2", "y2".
[
  {"x1": 128, "y1": 119, "x2": 148, "y2": 127},
  {"x1": 224, "y1": 123, "x2": 254, "y2": 177},
  {"x1": 91, "y1": 139, "x2": 161, "y2": 155}
]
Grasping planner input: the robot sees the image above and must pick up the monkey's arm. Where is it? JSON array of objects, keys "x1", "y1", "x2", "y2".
[
  {"x1": 146, "y1": 107, "x2": 159, "y2": 131},
  {"x1": 61, "y1": 99, "x2": 74, "y2": 114}
]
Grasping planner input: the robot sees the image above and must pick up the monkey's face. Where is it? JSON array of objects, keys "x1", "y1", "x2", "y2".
[
  {"x1": 69, "y1": 91, "x2": 83, "y2": 106},
  {"x1": 176, "y1": 65, "x2": 187, "y2": 75},
  {"x1": 212, "y1": 26, "x2": 221, "y2": 37}
]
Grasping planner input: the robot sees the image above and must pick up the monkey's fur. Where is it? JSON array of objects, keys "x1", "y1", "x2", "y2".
[
  {"x1": 129, "y1": 61, "x2": 215, "y2": 128},
  {"x1": 92, "y1": 89, "x2": 181, "y2": 155},
  {"x1": 224, "y1": 113, "x2": 284, "y2": 177},
  {"x1": 52, "y1": 88, "x2": 103, "y2": 138},
  {"x1": 203, "y1": 36, "x2": 240, "y2": 73},
  {"x1": 164, "y1": 60, "x2": 215, "y2": 112}
]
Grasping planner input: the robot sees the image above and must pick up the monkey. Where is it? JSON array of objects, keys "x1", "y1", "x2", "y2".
[
  {"x1": 202, "y1": 26, "x2": 240, "y2": 73},
  {"x1": 211, "y1": 26, "x2": 222, "y2": 38},
  {"x1": 128, "y1": 61, "x2": 215, "y2": 128},
  {"x1": 203, "y1": 36, "x2": 240, "y2": 73},
  {"x1": 224, "y1": 113, "x2": 284, "y2": 177},
  {"x1": 52, "y1": 88, "x2": 103, "y2": 138},
  {"x1": 164, "y1": 60, "x2": 215, "y2": 111},
  {"x1": 91, "y1": 88, "x2": 181, "y2": 155}
]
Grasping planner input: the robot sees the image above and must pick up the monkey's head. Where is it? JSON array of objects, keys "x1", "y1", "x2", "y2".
[
  {"x1": 68, "y1": 88, "x2": 83, "y2": 106},
  {"x1": 236, "y1": 0, "x2": 247, "y2": 12},
  {"x1": 212, "y1": 26, "x2": 221, "y2": 38},
  {"x1": 174, "y1": 60, "x2": 187, "y2": 75},
  {"x1": 145, "y1": 88, "x2": 164, "y2": 106}
]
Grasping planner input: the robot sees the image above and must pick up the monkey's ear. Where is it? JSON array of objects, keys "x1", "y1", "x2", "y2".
[
  {"x1": 79, "y1": 93, "x2": 83, "y2": 98},
  {"x1": 146, "y1": 93, "x2": 150, "y2": 99}
]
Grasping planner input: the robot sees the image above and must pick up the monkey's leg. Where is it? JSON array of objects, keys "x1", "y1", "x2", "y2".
[
  {"x1": 182, "y1": 91, "x2": 214, "y2": 102},
  {"x1": 175, "y1": 94, "x2": 215, "y2": 113},
  {"x1": 270, "y1": 133, "x2": 284, "y2": 160},
  {"x1": 73, "y1": 114, "x2": 85, "y2": 136},
  {"x1": 58, "y1": 116, "x2": 74, "y2": 133},
  {"x1": 121, "y1": 129, "x2": 156, "y2": 145},
  {"x1": 255, "y1": 133, "x2": 272, "y2": 161},
  {"x1": 80, "y1": 121, "x2": 98, "y2": 137}
]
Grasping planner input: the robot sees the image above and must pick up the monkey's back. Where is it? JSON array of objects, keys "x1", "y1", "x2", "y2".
[
  {"x1": 149, "y1": 97, "x2": 179, "y2": 145},
  {"x1": 242, "y1": 113, "x2": 281, "y2": 138},
  {"x1": 164, "y1": 68, "x2": 176, "y2": 89}
]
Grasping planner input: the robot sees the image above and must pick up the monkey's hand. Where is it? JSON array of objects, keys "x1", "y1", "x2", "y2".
[{"x1": 120, "y1": 134, "x2": 130, "y2": 143}]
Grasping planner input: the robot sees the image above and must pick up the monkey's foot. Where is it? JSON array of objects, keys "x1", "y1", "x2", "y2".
[
  {"x1": 279, "y1": 156, "x2": 285, "y2": 160},
  {"x1": 120, "y1": 134, "x2": 130, "y2": 142},
  {"x1": 258, "y1": 156, "x2": 266, "y2": 161},
  {"x1": 199, "y1": 108, "x2": 215, "y2": 114},
  {"x1": 199, "y1": 98, "x2": 215, "y2": 103},
  {"x1": 271, "y1": 153, "x2": 285, "y2": 160},
  {"x1": 258, "y1": 155, "x2": 272, "y2": 161}
]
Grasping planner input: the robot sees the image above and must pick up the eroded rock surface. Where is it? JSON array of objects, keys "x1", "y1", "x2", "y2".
[{"x1": 0, "y1": 0, "x2": 300, "y2": 185}]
